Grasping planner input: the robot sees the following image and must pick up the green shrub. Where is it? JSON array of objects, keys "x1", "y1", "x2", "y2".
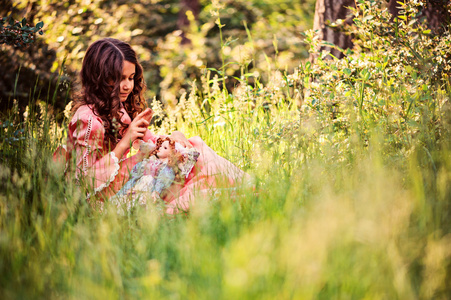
[{"x1": 0, "y1": 17, "x2": 43, "y2": 47}]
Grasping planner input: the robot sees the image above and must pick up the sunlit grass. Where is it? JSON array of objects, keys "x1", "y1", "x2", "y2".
[
  {"x1": 1, "y1": 60, "x2": 450, "y2": 298},
  {"x1": 2, "y1": 13, "x2": 451, "y2": 296}
]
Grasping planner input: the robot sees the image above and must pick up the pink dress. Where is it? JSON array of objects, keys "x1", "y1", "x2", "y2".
[
  {"x1": 67, "y1": 105, "x2": 158, "y2": 200},
  {"x1": 66, "y1": 104, "x2": 250, "y2": 213},
  {"x1": 163, "y1": 136, "x2": 250, "y2": 214}
]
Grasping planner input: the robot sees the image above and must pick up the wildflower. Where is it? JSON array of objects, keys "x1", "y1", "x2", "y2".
[{"x1": 64, "y1": 101, "x2": 73, "y2": 119}]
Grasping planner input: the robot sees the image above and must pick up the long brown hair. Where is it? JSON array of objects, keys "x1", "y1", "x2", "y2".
[{"x1": 72, "y1": 38, "x2": 146, "y2": 148}]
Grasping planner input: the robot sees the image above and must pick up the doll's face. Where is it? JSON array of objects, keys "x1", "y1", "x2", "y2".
[{"x1": 157, "y1": 141, "x2": 172, "y2": 159}]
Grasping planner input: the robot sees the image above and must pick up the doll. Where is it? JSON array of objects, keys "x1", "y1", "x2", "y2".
[{"x1": 110, "y1": 137, "x2": 199, "y2": 212}]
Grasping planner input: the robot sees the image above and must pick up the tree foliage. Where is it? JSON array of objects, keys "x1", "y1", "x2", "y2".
[{"x1": 0, "y1": 0, "x2": 315, "y2": 114}]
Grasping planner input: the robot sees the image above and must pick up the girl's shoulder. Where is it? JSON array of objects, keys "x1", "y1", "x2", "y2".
[{"x1": 70, "y1": 104, "x2": 103, "y2": 125}]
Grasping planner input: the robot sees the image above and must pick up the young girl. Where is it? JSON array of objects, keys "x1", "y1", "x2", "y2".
[
  {"x1": 68, "y1": 38, "x2": 190, "y2": 201},
  {"x1": 68, "y1": 38, "x2": 250, "y2": 213}
]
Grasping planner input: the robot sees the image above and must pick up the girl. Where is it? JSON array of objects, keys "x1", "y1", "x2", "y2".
[{"x1": 68, "y1": 38, "x2": 249, "y2": 213}]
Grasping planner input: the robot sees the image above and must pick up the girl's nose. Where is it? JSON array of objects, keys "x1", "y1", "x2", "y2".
[{"x1": 123, "y1": 81, "x2": 131, "y2": 91}]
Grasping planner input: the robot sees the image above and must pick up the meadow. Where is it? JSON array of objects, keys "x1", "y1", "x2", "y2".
[{"x1": 1, "y1": 2, "x2": 451, "y2": 299}]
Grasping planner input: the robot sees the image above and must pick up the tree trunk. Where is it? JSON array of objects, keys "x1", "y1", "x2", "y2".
[
  {"x1": 310, "y1": 0, "x2": 356, "y2": 61},
  {"x1": 388, "y1": 0, "x2": 403, "y2": 17},
  {"x1": 388, "y1": 0, "x2": 450, "y2": 33},
  {"x1": 177, "y1": 0, "x2": 200, "y2": 45}
]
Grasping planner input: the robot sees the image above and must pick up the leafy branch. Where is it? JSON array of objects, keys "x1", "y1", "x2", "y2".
[{"x1": 0, "y1": 17, "x2": 44, "y2": 48}]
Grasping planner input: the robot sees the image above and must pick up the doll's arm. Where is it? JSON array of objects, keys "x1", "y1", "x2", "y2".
[{"x1": 153, "y1": 165, "x2": 176, "y2": 194}]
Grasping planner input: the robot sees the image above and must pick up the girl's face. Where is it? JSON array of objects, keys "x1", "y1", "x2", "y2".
[{"x1": 120, "y1": 60, "x2": 135, "y2": 102}]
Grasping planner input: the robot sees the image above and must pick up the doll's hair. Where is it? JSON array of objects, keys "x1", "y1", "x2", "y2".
[{"x1": 71, "y1": 38, "x2": 146, "y2": 149}]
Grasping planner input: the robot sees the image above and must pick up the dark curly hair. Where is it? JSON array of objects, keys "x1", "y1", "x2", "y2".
[{"x1": 72, "y1": 38, "x2": 146, "y2": 149}]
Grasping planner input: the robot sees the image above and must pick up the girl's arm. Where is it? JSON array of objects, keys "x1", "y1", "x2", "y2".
[{"x1": 69, "y1": 108, "x2": 149, "y2": 196}]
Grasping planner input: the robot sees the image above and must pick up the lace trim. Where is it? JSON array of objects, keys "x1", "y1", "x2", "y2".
[
  {"x1": 82, "y1": 115, "x2": 93, "y2": 173},
  {"x1": 93, "y1": 152, "x2": 120, "y2": 194}
]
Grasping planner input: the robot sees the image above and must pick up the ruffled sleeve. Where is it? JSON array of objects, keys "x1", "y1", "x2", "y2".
[{"x1": 69, "y1": 108, "x2": 121, "y2": 195}]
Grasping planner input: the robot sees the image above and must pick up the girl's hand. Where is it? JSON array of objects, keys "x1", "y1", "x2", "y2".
[
  {"x1": 124, "y1": 119, "x2": 148, "y2": 145},
  {"x1": 141, "y1": 108, "x2": 153, "y2": 122},
  {"x1": 119, "y1": 109, "x2": 151, "y2": 149},
  {"x1": 169, "y1": 131, "x2": 192, "y2": 148}
]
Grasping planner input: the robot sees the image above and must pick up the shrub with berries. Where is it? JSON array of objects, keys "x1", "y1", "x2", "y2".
[{"x1": 0, "y1": 17, "x2": 44, "y2": 48}]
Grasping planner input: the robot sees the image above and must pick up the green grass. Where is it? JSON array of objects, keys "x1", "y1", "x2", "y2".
[
  {"x1": 1, "y1": 65, "x2": 450, "y2": 299},
  {"x1": 2, "y1": 8, "x2": 451, "y2": 295}
]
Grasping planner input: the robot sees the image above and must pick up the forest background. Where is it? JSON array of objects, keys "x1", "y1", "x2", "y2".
[
  {"x1": 1, "y1": 0, "x2": 451, "y2": 299},
  {"x1": 0, "y1": 0, "x2": 315, "y2": 114}
]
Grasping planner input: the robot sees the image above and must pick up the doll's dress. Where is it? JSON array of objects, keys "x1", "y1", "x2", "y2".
[
  {"x1": 108, "y1": 158, "x2": 172, "y2": 214},
  {"x1": 109, "y1": 142, "x2": 200, "y2": 214},
  {"x1": 119, "y1": 157, "x2": 175, "y2": 196}
]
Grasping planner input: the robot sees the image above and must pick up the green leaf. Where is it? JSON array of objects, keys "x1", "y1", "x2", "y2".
[
  {"x1": 21, "y1": 18, "x2": 27, "y2": 27},
  {"x1": 36, "y1": 21, "x2": 44, "y2": 29},
  {"x1": 322, "y1": 41, "x2": 335, "y2": 47},
  {"x1": 224, "y1": 37, "x2": 238, "y2": 47},
  {"x1": 242, "y1": 73, "x2": 255, "y2": 77}
]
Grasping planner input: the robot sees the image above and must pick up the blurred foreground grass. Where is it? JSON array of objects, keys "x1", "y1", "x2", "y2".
[
  {"x1": 2, "y1": 4, "x2": 451, "y2": 293},
  {"x1": 1, "y1": 65, "x2": 450, "y2": 299}
]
